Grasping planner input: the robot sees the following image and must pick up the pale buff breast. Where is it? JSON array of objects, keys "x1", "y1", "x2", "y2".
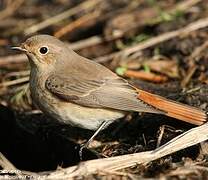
[{"x1": 56, "y1": 101, "x2": 125, "y2": 130}]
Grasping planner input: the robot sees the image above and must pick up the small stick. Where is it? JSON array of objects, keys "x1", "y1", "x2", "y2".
[
  {"x1": 24, "y1": 0, "x2": 102, "y2": 35},
  {"x1": 181, "y1": 40, "x2": 208, "y2": 87},
  {"x1": 189, "y1": 40, "x2": 208, "y2": 60},
  {"x1": 0, "y1": 152, "x2": 16, "y2": 170},
  {"x1": 124, "y1": 70, "x2": 168, "y2": 83},
  {"x1": 54, "y1": 11, "x2": 100, "y2": 38},
  {"x1": 68, "y1": 35, "x2": 104, "y2": 50},
  {"x1": 0, "y1": 54, "x2": 27, "y2": 67},
  {"x1": 171, "y1": 0, "x2": 201, "y2": 13},
  {"x1": 156, "y1": 125, "x2": 166, "y2": 148},
  {"x1": 181, "y1": 65, "x2": 197, "y2": 87},
  {"x1": 0, "y1": 77, "x2": 29, "y2": 88},
  {"x1": 5, "y1": 70, "x2": 30, "y2": 78},
  {"x1": 0, "y1": 0, "x2": 25, "y2": 20}
]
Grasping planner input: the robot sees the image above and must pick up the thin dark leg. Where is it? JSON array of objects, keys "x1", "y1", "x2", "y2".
[{"x1": 79, "y1": 121, "x2": 108, "y2": 160}]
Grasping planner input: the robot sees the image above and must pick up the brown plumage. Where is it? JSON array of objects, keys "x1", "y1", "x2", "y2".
[{"x1": 13, "y1": 35, "x2": 207, "y2": 131}]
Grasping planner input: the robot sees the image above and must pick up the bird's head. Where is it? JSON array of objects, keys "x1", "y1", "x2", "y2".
[{"x1": 12, "y1": 35, "x2": 69, "y2": 71}]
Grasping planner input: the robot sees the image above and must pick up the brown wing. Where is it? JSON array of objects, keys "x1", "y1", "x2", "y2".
[
  {"x1": 45, "y1": 74, "x2": 162, "y2": 113},
  {"x1": 45, "y1": 74, "x2": 103, "y2": 101}
]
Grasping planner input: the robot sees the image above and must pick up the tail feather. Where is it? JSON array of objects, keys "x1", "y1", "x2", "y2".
[{"x1": 137, "y1": 89, "x2": 207, "y2": 125}]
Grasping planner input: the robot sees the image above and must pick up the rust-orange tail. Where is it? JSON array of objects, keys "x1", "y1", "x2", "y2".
[{"x1": 137, "y1": 89, "x2": 207, "y2": 125}]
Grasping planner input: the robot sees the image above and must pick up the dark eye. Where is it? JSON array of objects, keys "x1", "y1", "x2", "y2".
[{"x1": 39, "y1": 46, "x2": 48, "y2": 54}]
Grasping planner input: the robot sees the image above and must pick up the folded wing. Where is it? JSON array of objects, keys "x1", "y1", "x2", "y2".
[{"x1": 45, "y1": 74, "x2": 162, "y2": 114}]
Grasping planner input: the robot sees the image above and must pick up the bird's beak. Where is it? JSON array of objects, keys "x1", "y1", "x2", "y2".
[{"x1": 11, "y1": 45, "x2": 28, "y2": 52}]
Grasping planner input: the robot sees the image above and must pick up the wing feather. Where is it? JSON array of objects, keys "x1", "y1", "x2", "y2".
[{"x1": 45, "y1": 74, "x2": 162, "y2": 113}]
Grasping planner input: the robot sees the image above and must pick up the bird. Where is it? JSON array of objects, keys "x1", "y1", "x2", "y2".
[{"x1": 12, "y1": 34, "x2": 207, "y2": 155}]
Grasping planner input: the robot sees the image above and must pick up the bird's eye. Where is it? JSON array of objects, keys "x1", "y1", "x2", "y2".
[{"x1": 39, "y1": 46, "x2": 48, "y2": 55}]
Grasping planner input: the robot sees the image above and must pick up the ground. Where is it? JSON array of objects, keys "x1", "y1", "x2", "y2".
[{"x1": 0, "y1": 0, "x2": 208, "y2": 179}]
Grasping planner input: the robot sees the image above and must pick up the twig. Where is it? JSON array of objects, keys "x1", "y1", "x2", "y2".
[
  {"x1": 54, "y1": 11, "x2": 100, "y2": 38},
  {"x1": 95, "y1": 16, "x2": 208, "y2": 63},
  {"x1": 167, "y1": 164, "x2": 208, "y2": 177},
  {"x1": 0, "y1": 0, "x2": 25, "y2": 20},
  {"x1": 24, "y1": 0, "x2": 102, "y2": 35},
  {"x1": 0, "y1": 77, "x2": 29, "y2": 88},
  {"x1": 124, "y1": 70, "x2": 168, "y2": 83},
  {"x1": 170, "y1": 0, "x2": 202, "y2": 13},
  {"x1": 69, "y1": 35, "x2": 104, "y2": 50},
  {"x1": 181, "y1": 40, "x2": 208, "y2": 87},
  {"x1": 0, "y1": 152, "x2": 16, "y2": 170},
  {"x1": 24, "y1": 110, "x2": 42, "y2": 115},
  {"x1": 156, "y1": 125, "x2": 166, "y2": 148},
  {"x1": 189, "y1": 40, "x2": 208, "y2": 60},
  {"x1": 0, "y1": 54, "x2": 27, "y2": 67},
  {"x1": 44, "y1": 122, "x2": 208, "y2": 179},
  {"x1": 181, "y1": 65, "x2": 197, "y2": 87},
  {"x1": 5, "y1": 70, "x2": 30, "y2": 78}
]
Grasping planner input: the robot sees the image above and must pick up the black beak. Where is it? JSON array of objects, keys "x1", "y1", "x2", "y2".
[{"x1": 11, "y1": 46, "x2": 27, "y2": 52}]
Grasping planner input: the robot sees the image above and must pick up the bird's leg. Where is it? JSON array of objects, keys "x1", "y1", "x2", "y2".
[{"x1": 79, "y1": 121, "x2": 108, "y2": 160}]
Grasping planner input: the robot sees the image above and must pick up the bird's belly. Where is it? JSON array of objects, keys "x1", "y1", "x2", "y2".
[
  {"x1": 35, "y1": 94, "x2": 125, "y2": 130},
  {"x1": 54, "y1": 102, "x2": 125, "y2": 130},
  {"x1": 30, "y1": 80, "x2": 125, "y2": 130}
]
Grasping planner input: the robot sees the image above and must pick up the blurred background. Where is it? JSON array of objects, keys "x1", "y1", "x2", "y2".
[{"x1": 0, "y1": 0, "x2": 208, "y2": 178}]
